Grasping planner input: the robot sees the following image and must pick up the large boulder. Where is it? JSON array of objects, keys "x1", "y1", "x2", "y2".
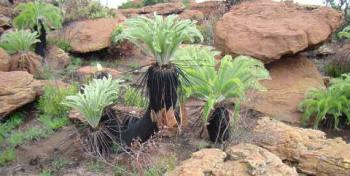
[
  {"x1": 0, "y1": 48, "x2": 10, "y2": 71},
  {"x1": 214, "y1": 0, "x2": 343, "y2": 63},
  {"x1": 243, "y1": 55, "x2": 324, "y2": 124},
  {"x1": 50, "y1": 18, "x2": 124, "y2": 53},
  {"x1": 166, "y1": 143, "x2": 298, "y2": 176},
  {"x1": 0, "y1": 71, "x2": 42, "y2": 118},
  {"x1": 254, "y1": 117, "x2": 350, "y2": 176}
]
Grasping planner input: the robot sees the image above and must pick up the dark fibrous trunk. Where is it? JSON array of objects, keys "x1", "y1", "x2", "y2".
[
  {"x1": 34, "y1": 20, "x2": 47, "y2": 57},
  {"x1": 207, "y1": 107, "x2": 231, "y2": 143},
  {"x1": 83, "y1": 107, "x2": 122, "y2": 157},
  {"x1": 145, "y1": 63, "x2": 180, "y2": 112},
  {"x1": 121, "y1": 109, "x2": 158, "y2": 145}
]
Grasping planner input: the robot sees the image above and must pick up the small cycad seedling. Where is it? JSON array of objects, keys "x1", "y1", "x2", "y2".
[
  {"x1": 299, "y1": 73, "x2": 350, "y2": 129},
  {"x1": 63, "y1": 76, "x2": 121, "y2": 157},
  {"x1": 338, "y1": 26, "x2": 350, "y2": 40},
  {"x1": 174, "y1": 45, "x2": 270, "y2": 143}
]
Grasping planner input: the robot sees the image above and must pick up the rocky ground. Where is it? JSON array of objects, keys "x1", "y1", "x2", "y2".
[{"x1": 1, "y1": 0, "x2": 350, "y2": 176}]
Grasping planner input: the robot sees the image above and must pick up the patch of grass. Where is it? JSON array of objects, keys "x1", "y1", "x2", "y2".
[
  {"x1": 0, "y1": 148, "x2": 16, "y2": 166},
  {"x1": 128, "y1": 63, "x2": 140, "y2": 70},
  {"x1": 52, "y1": 156, "x2": 71, "y2": 171},
  {"x1": 8, "y1": 127, "x2": 51, "y2": 147},
  {"x1": 39, "y1": 115, "x2": 70, "y2": 131},
  {"x1": 48, "y1": 38, "x2": 72, "y2": 52},
  {"x1": 113, "y1": 165, "x2": 131, "y2": 176},
  {"x1": 124, "y1": 86, "x2": 148, "y2": 108},
  {"x1": 63, "y1": 57, "x2": 82, "y2": 77},
  {"x1": 86, "y1": 160, "x2": 106, "y2": 173},
  {"x1": 0, "y1": 113, "x2": 24, "y2": 144},
  {"x1": 38, "y1": 85, "x2": 78, "y2": 118},
  {"x1": 39, "y1": 169, "x2": 52, "y2": 176},
  {"x1": 144, "y1": 155, "x2": 177, "y2": 176}
]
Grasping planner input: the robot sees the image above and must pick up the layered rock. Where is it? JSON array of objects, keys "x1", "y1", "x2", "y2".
[
  {"x1": 243, "y1": 55, "x2": 325, "y2": 124},
  {"x1": 9, "y1": 52, "x2": 43, "y2": 76},
  {"x1": 0, "y1": 71, "x2": 42, "y2": 118},
  {"x1": 50, "y1": 17, "x2": 124, "y2": 53},
  {"x1": 254, "y1": 117, "x2": 350, "y2": 176},
  {"x1": 166, "y1": 143, "x2": 298, "y2": 176},
  {"x1": 214, "y1": 0, "x2": 343, "y2": 63},
  {"x1": 189, "y1": 1, "x2": 226, "y2": 17},
  {"x1": 0, "y1": 48, "x2": 10, "y2": 71},
  {"x1": 179, "y1": 10, "x2": 204, "y2": 22}
]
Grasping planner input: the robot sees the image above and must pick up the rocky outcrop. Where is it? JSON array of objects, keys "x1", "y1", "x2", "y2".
[
  {"x1": 166, "y1": 143, "x2": 298, "y2": 176},
  {"x1": 189, "y1": 1, "x2": 226, "y2": 17},
  {"x1": 50, "y1": 17, "x2": 124, "y2": 53},
  {"x1": 254, "y1": 117, "x2": 350, "y2": 176},
  {"x1": 45, "y1": 45, "x2": 71, "y2": 70},
  {"x1": 120, "y1": 2, "x2": 185, "y2": 17},
  {"x1": 243, "y1": 55, "x2": 324, "y2": 124},
  {"x1": 0, "y1": 71, "x2": 42, "y2": 118},
  {"x1": 0, "y1": 48, "x2": 10, "y2": 71},
  {"x1": 214, "y1": 0, "x2": 343, "y2": 63}
]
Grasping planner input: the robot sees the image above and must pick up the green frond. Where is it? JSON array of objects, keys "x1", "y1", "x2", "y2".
[
  {"x1": 113, "y1": 14, "x2": 203, "y2": 65},
  {"x1": 62, "y1": 76, "x2": 120, "y2": 129},
  {"x1": 0, "y1": 30, "x2": 39, "y2": 54},
  {"x1": 299, "y1": 73, "x2": 350, "y2": 129},
  {"x1": 13, "y1": 1, "x2": 63, "y2": 33},
  {"x1": 174, "y1": 46, "x2": 270, "y2": 121}
]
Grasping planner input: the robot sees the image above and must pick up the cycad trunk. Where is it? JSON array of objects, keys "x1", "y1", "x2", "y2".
[
  {"x1": 34, "y1": 20, "x2": 47, "y2": 57},
  {"x1": 207, "y1": 106, "x2": 231, "y2": 143}
]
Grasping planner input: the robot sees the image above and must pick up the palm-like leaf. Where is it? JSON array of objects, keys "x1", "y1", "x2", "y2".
[
  {"x1": 13, "y1": 1, "x2": 63, "y2": 33},
  {"x1": 62, "y1": 76, "x2": 120, "y2": 129},
  {"x1": 113, "y1": 14, "x2": 203, "y2": 65},
  {"x1": 174, "y1": 46, "x2": 270, "y2": 121},
  {"x1": 0, "y1": 30, "x2": 39, "y2": 54},
  {"x1": 299, "y1": 73, "x2": 350, "y2": 129}
]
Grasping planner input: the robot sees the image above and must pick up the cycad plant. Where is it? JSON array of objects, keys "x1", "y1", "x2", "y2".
[
  {"x1": 62, "y1": 76, "x2": 122, "y2": 157},
  {"x1": 299, "y1": 73, "x2": 350, "y2": 129},
  {"x1": 0, "y1": 30, "x2": 43, "y2": 75},
  {"x1": 13, "y1": 1, "x2": 63, "y2": 57},
  {"x1": 113, "y1": 14, "x2": 202, "y2": 143},
  {"x1": 174, "y1": 46, "x2": 270, "y2": 143}
]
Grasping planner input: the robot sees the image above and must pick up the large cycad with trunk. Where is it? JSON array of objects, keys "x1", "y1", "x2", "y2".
[{"x1": 113, "y1": 14, "x2": 202, "y2": 144}]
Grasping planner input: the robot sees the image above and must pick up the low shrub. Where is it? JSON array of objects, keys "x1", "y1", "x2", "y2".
[
  {"x1": 124, "y1": 86, "x2": 148, "y2": 108},
  {"x1": 0, "y1": 30, "x2": 39, "y2": 55},
  {"x1": 143, "y1": 0, "x2": 168, "y2": 6},
  {"x1": 119, "y1": 0, "x2": 144, "y2": 9}
]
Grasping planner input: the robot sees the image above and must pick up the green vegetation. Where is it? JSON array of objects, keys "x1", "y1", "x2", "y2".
[
  {"x1": 38, "y1": 85, "x2": 78, "y2": 118},
  {"x1": 113, "y1": 14, "x2": 203, "y2": 66},
  {"x1": 48, "y1": 38, "x2": 72, "y2": 52},
  {"x1": 52, "y1": 156, "x2": 71, "y2": 171},
  {"x1": 0, "y1": 30, "x2": 39, "y2": 54},
  {"x1": 0, "y1": 113, "x2": 24, "y2": 144},
  {"x1": 86, "y1": 160, "x2": 106, "y2": 173},
  {"x1": 299, "y1": 73, "x2": 350, "y2": 129},
  {"x1": 124, "y1": 86, "x2": 148, "y2": 108},
  {"x1": 8, "y1": 127, "x2": 50, "y2": 147},
  {"x1": 174, "y1": 46, "x2": 270, "y2": 121},
  {"x1": 143, "y1": 0, "x2": 168, "y2": 6},
  {"x1": 63, "y1": 76, "x2": 120, "y2": 128},
  {"x1": 338, "y1": 26, "x2": 350, "y2": 39},
  {"x1": 88, "y1": 1, "x2": 115, "y2": 19},
  {"x1": 119, "y1": 0, "x2": 144, "y2": 9},
  {"x1": 13, "y1": 1, "x2": 63, "y2": 32},
  {"x1": 39, "y1": 169, "x2": 52, "y2": 176},
  {"x1": 39, "y1": 115, "x2": 70, "y2": 131},
  {"x1": 0, "y1": 148, "x2": 16, "y2": 166}
]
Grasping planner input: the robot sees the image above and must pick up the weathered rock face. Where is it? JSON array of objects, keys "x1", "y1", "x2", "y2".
[
  {"x1": 214, "y1": 0, "x2": 343, "y2": 63},
  {"x1": 0, "y1": 48, "x2": 10, "y2": 71},
  {"x1": 179, "y1": 10, "x2": 204, "y2": 22},
  {"x1": 0, "y1": 71, "x2": 42, "y2": 119},
  {"x1": 166, "y1": 143, "x2": 298, "y2": 176},
  {"x1": 254, "y1": 117, "x2": 350, "y2": 176},
  {"x1": 74, "y1": 66, "x2": 120, "y2": 82},
  {"x1": 51, "y1": 18, "x2": 124, "y2": 53},
  {"x1": 189, "y1": 1, "x2": 226, "y2": 17},
  {"x1": 45, "y1": 45, "x2": 71, "y2": 70},
  {"x1": 243, "y1": 55, "x2": 324, "y2": 124}
]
